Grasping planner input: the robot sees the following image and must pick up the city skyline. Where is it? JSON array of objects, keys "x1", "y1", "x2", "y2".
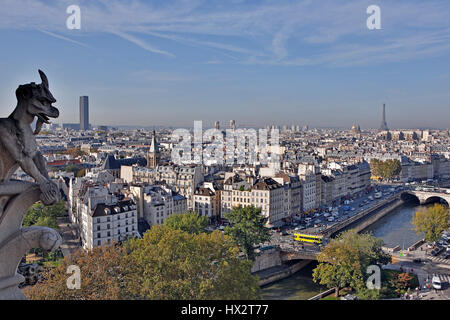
[{"x1": 0, "y1": 0, "x2": 449, "y2": 129}]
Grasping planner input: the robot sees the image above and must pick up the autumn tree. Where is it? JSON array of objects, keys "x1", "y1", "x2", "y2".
[
  {"x1": 312, "y1": 230, "x2": 391, "y2": 297},
  {"x1": 370, "y1": 159, "x2": 402, "y2": 181},
  {"x1": 24, "y1": 225, "x2": 261, "y2": 300},
  {"x1": 412, "y1": 203, "x2": 449, "y2": 242},
  {"x1": 56, "y1": 147, "x2": 86, "y2": 158},
  {"x1": 389, "y1": 272, "x2": 413, "y2": 296},
  {"x1": 122, "y1": 226, "x2": 260, "y2": 299},
  {"x1": 164, "y1": 212, "x2": 208, "y2": 234},
  {"x1": 24, "y1": 245, "x2": 126, "y2": 300},
  {"x1": 224, "y1": 205, "x2": 271, "y2": 261},
  {"x1": 76, "y1": 168, "x2": 87, "y2": 177}
]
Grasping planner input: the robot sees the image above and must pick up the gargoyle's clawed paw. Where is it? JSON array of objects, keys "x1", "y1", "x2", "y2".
[{"x1": 39, "y1": 181, "x2": 60, "y2": 205}]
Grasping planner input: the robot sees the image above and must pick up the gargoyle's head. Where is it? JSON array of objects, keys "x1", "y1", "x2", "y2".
[{"x1": 15, "y1": 70, "x2": 59, "y2": 134}]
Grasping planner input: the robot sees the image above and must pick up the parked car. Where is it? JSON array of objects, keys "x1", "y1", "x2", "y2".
[
  {"x1": 431, "y1": 247, "x2": 444, "y2": 256},
  {"x1": 432, "y1": 275, "x2": 442, "y2": 290}
]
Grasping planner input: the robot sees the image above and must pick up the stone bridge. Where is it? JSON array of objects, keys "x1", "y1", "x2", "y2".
[
  {"x1": 279, "y1": 247, "x2": 320, "y2": 261},
  {"x1": 276, "y1": 189, "x2": 450, "y2": 263},
  {"x1": 401, "y1": 189, "x2": 450, "y2": 205}
]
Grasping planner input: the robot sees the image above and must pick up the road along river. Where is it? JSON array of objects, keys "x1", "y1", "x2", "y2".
[{"x1": 261, "y1": 201, "x2": 428, "y2": 299}]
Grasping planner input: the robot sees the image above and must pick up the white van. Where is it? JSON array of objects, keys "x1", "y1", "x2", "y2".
[{"x1": 432, "y1": 275, "x2": 442, "y2": 290}]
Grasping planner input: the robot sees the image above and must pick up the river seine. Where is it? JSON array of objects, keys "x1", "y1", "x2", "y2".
[{"x1": 261, "y1": 202, "x2": 425, "y2": 300}]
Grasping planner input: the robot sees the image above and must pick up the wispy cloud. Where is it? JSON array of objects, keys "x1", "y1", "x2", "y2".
[
  {"x1": 109, "y1": 30, "x2": 175, "y2": 58},
  {"x1": 38, "y1": 29, "x2": 89, "y2": 48},
  {"x1": 1, "y1": 0, "x2": 450, "y2": 66}
]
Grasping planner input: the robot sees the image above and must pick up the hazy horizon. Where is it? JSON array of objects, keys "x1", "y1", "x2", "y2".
[{"x1": 0, "y1": 0, "x2": 449, "y2": 129}]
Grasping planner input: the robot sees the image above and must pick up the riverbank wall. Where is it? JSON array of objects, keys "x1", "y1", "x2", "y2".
[
  {"x1": 256, "y1": 260, "x2": 312, "y2": 287},
  {"x1": 308, "y1": 288, "x2": 336, "y2": 300},
  {"x1": 251, "y1": 247, "x2": 281, "y2": 273},
  {"x1": 356, "y1": 198, "x2": 405, "y2": 233}
]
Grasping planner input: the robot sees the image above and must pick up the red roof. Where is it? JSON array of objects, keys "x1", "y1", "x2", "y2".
[{"x1": 47, "y1": 159, "x2": 81, "y2": 166}]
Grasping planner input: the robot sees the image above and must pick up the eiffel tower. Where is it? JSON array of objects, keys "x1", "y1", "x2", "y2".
[{"x1": 379, "y1": 103, "x2": 388, "y2": 131}]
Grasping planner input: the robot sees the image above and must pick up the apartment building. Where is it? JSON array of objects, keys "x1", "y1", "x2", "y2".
[
  {"x1": 220, "y1": 175, "x2": 285, "y2": 226},
  {"x1": 77, "y1": 185, "x2": 139, "y2": 250},
  {"x1": 130, "y1": 184, "x2": 187, "y2": 227},
  {"x1": 120, "y1": 164, "x2": 204, "y2": 210}
]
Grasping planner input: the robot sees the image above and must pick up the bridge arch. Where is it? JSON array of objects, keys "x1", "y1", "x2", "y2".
[
  {"x1": 400, "y1": 191, "x2": 450, "y2": 206},
  {"x1": 422, "y1": 196, "x2": 449, "y2": 206},
  {"x1": 400, "y1": 192, "x2": 420, "y2": 204}
]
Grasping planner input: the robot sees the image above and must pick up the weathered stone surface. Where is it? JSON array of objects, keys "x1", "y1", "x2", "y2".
[{"x1": 0, "y1": 70, "x2": 61, "y2": 299}]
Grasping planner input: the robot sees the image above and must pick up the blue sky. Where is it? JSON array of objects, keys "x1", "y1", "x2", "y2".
[{"x1": 0, "y1": 0, "x2": 449, "y2": 128}]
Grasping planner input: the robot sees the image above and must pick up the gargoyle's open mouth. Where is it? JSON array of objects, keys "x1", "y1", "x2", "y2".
[{"x1": 37, "y1": 113, "x2": 51, "y2": 124}]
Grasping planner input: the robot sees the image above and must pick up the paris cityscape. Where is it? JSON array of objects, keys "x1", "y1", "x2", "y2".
[{"x1": 0, "y1": 0, "x2": 449, "y2": 307}]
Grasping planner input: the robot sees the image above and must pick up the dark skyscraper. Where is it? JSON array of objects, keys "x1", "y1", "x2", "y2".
[
  {"x1": 80, "y1": 96, "x2": 89, "y2": 131},
  {"x1": 379, "y1": 103, "x2": 388, "y2": 131}
]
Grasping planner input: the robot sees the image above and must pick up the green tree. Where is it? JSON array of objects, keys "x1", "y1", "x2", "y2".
[
  {"x1": 412, "y1": 203, "x2": 449, "y2": 242},
  {"x1": 312, "y1": 230, "x2": 391, "y2": 297},
  {"x1": 65, "y1": 164, "x2": 80, "y2": 175},
  {"x1": 224, "y1": 205, "x2": 271, "y2": 261},
  {"x1": 23, "y1": 201, "x2": 66, "y2": 229},
  {"x1": 34, "y1": 215, "x2": 58, "y2": 229},
  {"x1": 356, "y1": 287, "x2": 381, "y2": 300},
  {"x1": 122, "y1": 226, "x2": 260, "y2": 299},
  {"x1": 164, "y1": 212, "x2": 208, "y2": 234}
]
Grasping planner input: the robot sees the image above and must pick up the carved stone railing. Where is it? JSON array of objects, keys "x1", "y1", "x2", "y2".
[{"x1": 0, "y1": 184, "x2": 61, "y2": 299}]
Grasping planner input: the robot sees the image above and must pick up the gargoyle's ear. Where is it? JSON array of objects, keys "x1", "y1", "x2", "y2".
[
  {"x1": 38, "y1": 69, "x2": 49, "y2": 88},
  {"x1": 15, "y1": 85, "x2": 32, "y2": 100}
]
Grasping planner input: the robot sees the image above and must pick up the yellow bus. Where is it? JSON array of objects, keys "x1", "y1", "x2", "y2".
[{"x1": 293, "y1": 233, "x2": 323, "y2": 244}]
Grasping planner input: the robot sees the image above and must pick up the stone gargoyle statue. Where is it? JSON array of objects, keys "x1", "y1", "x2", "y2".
[{"x1": 0, "y1": 70, "x2": 62, "y2": 299}]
